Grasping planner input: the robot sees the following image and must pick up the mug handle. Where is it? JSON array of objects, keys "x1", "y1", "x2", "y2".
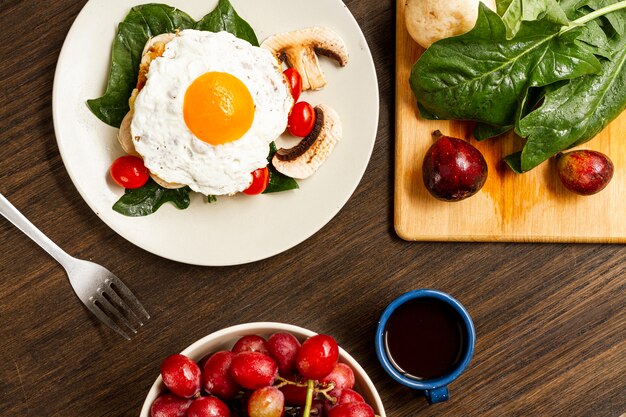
[{"x1": 424, "y1": 386, "x2": 449, "y2": 403}]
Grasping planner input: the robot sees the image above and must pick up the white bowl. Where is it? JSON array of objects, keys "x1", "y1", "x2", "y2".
[{"x1": 140, "y1": 322, "x2": 386, "y2": 416}]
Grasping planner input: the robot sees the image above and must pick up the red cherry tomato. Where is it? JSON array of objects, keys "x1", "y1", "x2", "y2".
[
  {"x1": 243, "y1": 167, "x2": 270, "y2": 195},
  {"x1": 288, "y1": 101, "x2": 316, "y2": 137},
  {"x1": 110, "y1": 155, "x2": 149, "y2": 189},
  {"x1": 283, "y1": 68, "x2": 302, "y2": 102}
]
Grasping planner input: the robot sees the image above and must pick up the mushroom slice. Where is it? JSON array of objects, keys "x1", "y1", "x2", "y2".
[
  {"x1": 118, "y1": 111, "x2": 139, "y2": 156},
  {"x1": 129, "y1": 33, "x2": 177, "y2": 109},
  {"x1": 272, "y1": 104, "x2": 341, "y2": 179},
  {"x1": 141, "y1": 33, "x2": 177, "y2": 56},
  {"x1": 261, "y1": 27, "x2": 348, "y2": 91},
  {"x1": 136, "y1": 33, "x2": 177, "y2": 91},
  {"x1": 150, "y1": 173, "x2": 185, "y2": 189}
]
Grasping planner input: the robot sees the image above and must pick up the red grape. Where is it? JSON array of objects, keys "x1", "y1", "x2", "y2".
[
  {"x1": 296, "y1": 335, "x2": 339, "y2": 380},
  {"x1": 267, "y1": 332, "x2": 301, "y2": 375},
  {"x1": 198, "y1": 354, "x2": 212, "y2": 370},
  {"x1": 280, "y1": 384, "x2": 307, "y2": 407},
  {"x1": 325, "y1": 388, "x2": 365, "y2": 415},
  {"x1": 336, "y1": 388, "x2": 364, "y2": 405},
  {"x1": 247, "y1": 386, "x2": 285, "y2": 417},
  {"x1": 150, "y1": 394, "x2": 192, "y2": 417},
  {"x1": 232, "y1": 335, "x2": 270, "y2": 355},
  {"x1": 202, "y1": 351, "x2": 241, "y2": 400},
  {"x1": 187, "y1": 396, "x2": 231, "y2": 417},
  {"x1": 230, "y1": 351, "x2": 278, "y2": 389},
  {"x1": 320, "y1": 363, "x2": 355, "y2": 390},
  {"x1": 160, "y1": 354, "x2": 201, "y2": 398},
  {"x1": 328, "y1": 402, "x2": 374, "y2": 417}
]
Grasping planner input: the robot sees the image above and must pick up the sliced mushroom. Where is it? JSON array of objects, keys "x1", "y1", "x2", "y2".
[
  {"x1": 129, "y1": 33, "x2": 177, "y2": 109},
  {"x1": 118, "y1": 110, "x2": 139, "y2": 156},
  {"x1": 150, "y1": 172, "x2": 185, "y2": 189},
  {"x1": 141, "y1": 33, "x2": 176, "y2": 56},
  {"x1": 261, "y1": 27, "x2": 348, "y2": 91},
  {"x1": 272, "y1": 104, "x2": 341, "y2": 179},
  {"x1": 136, "y1": 33, "x2": 177, "y2": 91}
]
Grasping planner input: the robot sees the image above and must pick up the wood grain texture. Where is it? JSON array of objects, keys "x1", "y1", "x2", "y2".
[
  {"x1": 0, "y1": 1, "x2": 625, "y2": 416},
  {"x1": 395, "y1": 0, "x2": 626, "y2": 243}
]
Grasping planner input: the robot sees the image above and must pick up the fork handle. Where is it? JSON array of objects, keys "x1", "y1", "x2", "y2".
[{"x1": 0, "y1": 193, "x2": 74, "y2": 267}]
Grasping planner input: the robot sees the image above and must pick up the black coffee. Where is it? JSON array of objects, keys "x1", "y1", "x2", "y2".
[{"x1": 384, "y1": 297, "x2": 465, "y2": 380}]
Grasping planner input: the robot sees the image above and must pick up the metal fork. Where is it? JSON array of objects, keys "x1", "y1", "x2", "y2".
[{"x1": 0, "y1": 193, "x2": 149, "y2": 340}]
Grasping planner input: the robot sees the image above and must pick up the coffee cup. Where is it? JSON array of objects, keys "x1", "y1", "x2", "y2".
[{"x1": 375, "y1": 289, "x2": 475, "y2": 403}]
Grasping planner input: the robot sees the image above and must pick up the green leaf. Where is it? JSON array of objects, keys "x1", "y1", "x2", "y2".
[
  {"x1": 417, "y1": 103, "x2": 441, "y2": 120},
  {"x1": 410, "y1": 3, "x2": 602, "y2": 128},
  {"x1": 195, "y1": 0, "x2": 259, "y2": 46},
  {"x1": 264, "y1": 142, "x2": 299, "y2": 194},
  {"x1": 561, "y1": 0, "x2": 620, "y2": 59},
  {"x1": 498, "y1": 0, "x2": 569, "y2": 38},
  {"x1": 517, "y1": 37, "x2": 626, "y2": 171},
  {"x1": 584, "y1": 0, "x2": 626, "y2": 35},
  {"x1": 87, "y1": 5, "x2": 195, "y2": 127},
  {"x1": 474, "y1": 123, "x2": 513, "y2": 140},
  {"x1": 124, "y1": 4, "x2": 196, "y2": 36},
  {"x1": 504, "y1": 151, "x2": 524, "y2": 173},
  {"x1": 207, "y1": 195, "x2": 217, "y2": 203},
  {"x1": 113, "y1": 179, "x2": 191, "y2": 216}
]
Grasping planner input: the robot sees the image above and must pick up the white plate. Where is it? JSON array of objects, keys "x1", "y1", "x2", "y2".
[{"x1": 53, "y1": 0, "x2": 379, "y2": 266}]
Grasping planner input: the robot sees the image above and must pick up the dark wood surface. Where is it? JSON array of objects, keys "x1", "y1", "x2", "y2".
[{"x1": 1, "y1": 1, "x2": 624, "y2": 416}]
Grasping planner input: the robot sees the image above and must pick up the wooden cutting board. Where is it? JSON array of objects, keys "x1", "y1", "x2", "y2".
[{"x1": 394, "y1": 0, "x2": 626, "y2": 243}]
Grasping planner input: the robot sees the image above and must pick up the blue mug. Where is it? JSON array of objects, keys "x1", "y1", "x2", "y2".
[{"x1": 375, "y1": 289, "x2": 475, "y2": 404}]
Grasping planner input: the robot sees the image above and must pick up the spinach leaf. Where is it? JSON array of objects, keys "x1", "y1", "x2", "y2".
[
  {"x1": 560, "y1": 0, "x2": 618, "y2": 59},
  {"x1": 124, "y1": 4, "x2": 196, "y2": 36},
  {"x1": 113, "y1": 179, "x2": 191, "y2": 217},
  {"x1": 410, "y1": 3, "x2": 601, "y2": 128},
  {"x1": 585, "y1": 0, "x2": 626, "y2": 34},
  {"x1": 515, "y1": 36, "x2": 626, "y2": 171},
  {"x1": 474, "y1": 123, "x2": 513, "y2": 140},
  {"x1": 264, "y1": 142, "x2": 299, "y2": 194},
  {"x1": 195, "y1": 0, "x2": 259, "y2": 46},
  {"x1": 504, "y1": 151, "x2": 523, "y2": 173},
  {"x1": 497, "y1": 0, "x2": 569, "y2": 38},
  {"x1": 87, "y1": 5, "x2": 195, "y2": 127},
  {"x1": 417, "y1": 103, "x2": 441, "y2": 120}
]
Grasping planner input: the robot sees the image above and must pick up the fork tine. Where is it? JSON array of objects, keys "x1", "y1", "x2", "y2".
[
  {"x1": 106, "y1": 276, "x2": 150, "y2": 320},
  {"x1": 86, "y1": 297, "x2": 131, "y2": 341},
  {"x1": 96, "y1": 293, "x2": 138, "y2": 334},
  {"x1": 104, "y1": 286, "x2": 144, "y2": 327}
]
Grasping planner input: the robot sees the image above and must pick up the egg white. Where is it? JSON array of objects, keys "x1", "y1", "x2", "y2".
[{"x1": 131, "y1": 30, "x2": 293, "y2": 195}]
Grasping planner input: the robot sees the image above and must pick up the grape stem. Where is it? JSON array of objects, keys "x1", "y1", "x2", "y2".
[
  {"x1": 316, "y1": 382, "x2": 337, "y2": 402},
  {"x1": 274, "y1": 375, "x2": 309, "y2": 389},
  {"x1": 301, "y1": 379, "x2": 315, "y2": 417}
]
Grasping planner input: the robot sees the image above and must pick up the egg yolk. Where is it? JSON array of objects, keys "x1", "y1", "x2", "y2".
[{"x1": 183, "y1": 72, "x2": 255, "y2": 145}]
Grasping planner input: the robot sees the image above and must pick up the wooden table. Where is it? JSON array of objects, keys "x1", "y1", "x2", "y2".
[{"x1": 1, "y1": 1, "x2": 624, "y2": 415}]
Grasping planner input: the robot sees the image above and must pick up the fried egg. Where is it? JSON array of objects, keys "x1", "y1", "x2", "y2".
[{"x1": 131, "y1": 30, "x2": 293, "y2": 195}]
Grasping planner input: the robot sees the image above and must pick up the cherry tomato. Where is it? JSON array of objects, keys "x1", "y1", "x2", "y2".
[
  {"x1": 110, "y1": 155, "x2": 149, "y2": 189},
  {"x1": 243, "y1": 167, "x2": 270, "y2": 195},
  {"x1": 283, "y1": 68, "x2": 302, "y2": 102},
  {"x1": 288, "y1": 101, "x2": 316, "y2": 137}
]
